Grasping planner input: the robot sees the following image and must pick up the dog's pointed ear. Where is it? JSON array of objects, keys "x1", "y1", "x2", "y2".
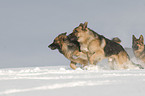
[
  {"x1": 82, "y1": 22, "x2": 88, "y2": 30},
  {"x1": 62, "y1": 32, "x2": 67, "y2": 35},
  {"x1": 79, "y1": 23, "x2": 83, "y2": 27},
  {"x1": 133, "y1": 35, "x2": 137, "y2": 40},
  {"x1": 139, "y1": 35, "x2": 144, "y2": 43}
]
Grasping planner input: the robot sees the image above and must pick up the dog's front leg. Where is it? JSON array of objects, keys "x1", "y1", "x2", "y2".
[
  {"x1": 72, "y1": 50, "x2": 80, "y2": 59},
  {"x1": 89, "y1": 53, "x2": 98, "y2": 65},
  {"x1": 70, "y1": 61, "x2": 77, "y2": 70},
  {"x1": 89, "y1": 51, "x2": 104, "y2": 65}
]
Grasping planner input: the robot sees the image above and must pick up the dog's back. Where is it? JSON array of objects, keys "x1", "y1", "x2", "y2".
[{"x1": 90, "y1": 28, "x2": 128, "y2": 57}]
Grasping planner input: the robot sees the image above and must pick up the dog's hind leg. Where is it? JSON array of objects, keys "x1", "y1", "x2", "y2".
[
  {"x1": 70, "y1": 61, "x2": 77, "y2": 70},
  {"x1": 110, "y1": 51, "x2": 130, "y2": 69}
]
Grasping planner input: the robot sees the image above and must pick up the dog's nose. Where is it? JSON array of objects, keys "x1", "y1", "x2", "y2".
[
  {"x1": 48, "y1": 44, "x2": 51, "y2": 48},
  {"x1": 48, "y1": 43, "x2": 57, "y2": 50},
  {"x1": 48, "y1": 43, "x2": 53, "y2": 48}
]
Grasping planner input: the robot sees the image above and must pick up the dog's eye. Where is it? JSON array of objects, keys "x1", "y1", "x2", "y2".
[{"x1": 74, "y1": 30, "x2": 78, "y2": 33}]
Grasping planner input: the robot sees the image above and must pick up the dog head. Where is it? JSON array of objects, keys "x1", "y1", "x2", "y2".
[
  {"x1": 132, "y1": 35, "x2": 144, "y2": 51},
  {"x1": 68, "y1": 22, "x2": 90, "y2": 43},
  {"x1": 48, "y1": 32, "x2": 67, "y2": 50}
]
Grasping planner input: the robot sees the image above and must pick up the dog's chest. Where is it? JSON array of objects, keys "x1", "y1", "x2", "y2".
[
  {"x1": 81, "y1": 47, "x2": 88, "y2": 52},
  {"x1": 80, "y1": 44, "x2": 88, "y2": 53}
]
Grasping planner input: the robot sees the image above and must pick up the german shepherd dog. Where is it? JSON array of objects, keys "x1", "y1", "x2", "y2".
[
  {"x1": 48, "y1": 32, "x2": 88, "y2": 70},
  {"x1": 132, "y1": 35, "x2": 145, "y2": 64},
  {"x1": 68, "y1": 22, "x2": 139, "y2": 69}
]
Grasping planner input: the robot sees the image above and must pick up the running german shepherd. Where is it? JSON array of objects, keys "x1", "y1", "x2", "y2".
[
  {"x1": 48, "y1": 32, "x2": 88, "y2": 70},
  {"x1": 68, "y1": 22, "x2": 139, "y2": 69},
  {"x1": 132, "y1": 35, "x2": 145, "y2": 63}
]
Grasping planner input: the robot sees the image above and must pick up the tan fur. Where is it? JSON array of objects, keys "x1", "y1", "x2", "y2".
[
  {"x1": 71, "y1": 22, "x2": 135, "y2": 69},
  {"x1": 49, "y1": 33, "x2": 88, "y2": 70},
  {"x1": 133, "y1": 35, "x2": 145, "y2": 63}
]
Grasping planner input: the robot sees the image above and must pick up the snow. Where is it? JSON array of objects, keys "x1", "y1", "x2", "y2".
[
  {"x1": 0, "y1": 66, "x2": 145, "y2": 96},
  {"x1": 0, "y1": 48, "x2": 144, "y2": 96}
]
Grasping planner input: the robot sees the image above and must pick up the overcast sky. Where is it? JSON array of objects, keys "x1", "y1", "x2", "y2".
[{"x1": 0, "y1": 0, "x2": 145, "y2": 68}]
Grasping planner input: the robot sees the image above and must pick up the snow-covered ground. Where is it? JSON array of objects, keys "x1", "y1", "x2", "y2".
[
  {"x1": 0, "y1": 48, "x2": 145, "y2": 96},
  {"x1": 0, "y1": 65, "x2": 145, "y2": 96}
]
